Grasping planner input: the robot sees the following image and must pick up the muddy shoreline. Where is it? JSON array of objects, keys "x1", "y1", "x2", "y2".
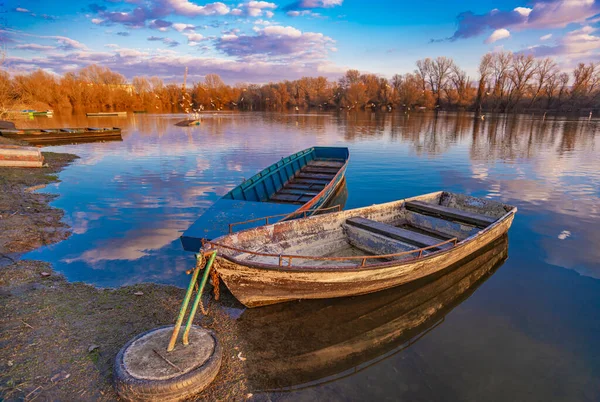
[{"x1": 0, "y1": 142, "x2": 248, "y2": 401}]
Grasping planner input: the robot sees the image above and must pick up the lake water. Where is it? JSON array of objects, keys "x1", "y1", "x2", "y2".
[{"x1": 22, "y1": 111, "x2": 600, "y2": 400}]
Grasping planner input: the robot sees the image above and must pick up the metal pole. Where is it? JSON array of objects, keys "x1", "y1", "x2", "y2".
[
  {"x1": 182, "y1": 251, "x2": 217, "y2": 346},
  {"x1": 167, "y1": 254, "x2": 203, "y2": 352}
]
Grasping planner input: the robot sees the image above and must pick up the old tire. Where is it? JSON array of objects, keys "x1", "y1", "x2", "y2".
[{"x1": 114, "y1": 326, "x2": 222, "y2": 402}]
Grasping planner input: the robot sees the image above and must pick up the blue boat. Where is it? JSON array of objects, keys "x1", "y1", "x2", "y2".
[{"x1": 181, "y1": 146, "x2": 349, "y2": 252}]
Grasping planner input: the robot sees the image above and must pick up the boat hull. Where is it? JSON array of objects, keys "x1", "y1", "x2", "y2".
[
  {"x1": 0, "y1": 128, "x2": 122, "y2": 144},
  {"x1": 238, "y1": 235, "x2": 508, "y2": 390},
  {"x1": 181, "y1": 146, "x2": 349, "y2": 251},
  {"x1": 215, "y1": 200, "x2": 515, "y2": 307}
]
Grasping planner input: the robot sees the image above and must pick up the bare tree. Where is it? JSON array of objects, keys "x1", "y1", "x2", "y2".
[
  {"x1": 507, "y1": 53, "x2": 536, "y2": 110},
  {"x1": 529, "y1": 57, "x2": 558, "y2": 108},
  {"x1": 475, "y1": 53, "x2": 493, "y2": 115},
  {"x1": 430, "y1": 56, "x2": 455, "y2": 106},
  {"x1": 491, "y1": 51, "x2": 513, "y2": 109}
]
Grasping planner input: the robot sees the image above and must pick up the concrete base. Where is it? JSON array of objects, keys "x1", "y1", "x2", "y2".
[{"x1": 123, "y1": 326, "x2": 215, "y2": 381}]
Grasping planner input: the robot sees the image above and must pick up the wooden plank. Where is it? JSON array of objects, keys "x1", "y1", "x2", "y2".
[
  {"x1": 270, "y1": 194, "x2": 303, "y2": 204},
  {"x1": 293, "y1": 178, "x2": 330, "y2": 185},
  {"x1": 307, "y1": 160, "x2": 345, "y2": 168},
  {"x1": 346, "y1": 217, "x2": 452, "y2": 250},
  {"x1": 278, "y1": 189, "x2": 319, "y2": 197},
  {"x1": 298, "y1": 195, "x2": 316, "y2": 203},
  {"x1": 405, "y1": 201, "x2": 496, "y2": 228},
  {"x1": 302, "y1": 166, "x2": 340, "y2": 174},
  {"x1": 285, "y1": 183, "x2": 312, "y2": 190},
  {"x1": 345, "y1": 224, "x2": 420, "y2": 259},
  {"x1": 297, "y1": 173, "x2": 336, "y2": 180}
]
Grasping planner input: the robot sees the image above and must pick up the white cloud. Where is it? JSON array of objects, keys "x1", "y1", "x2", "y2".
[
  {"x1": 287, "y1": 10, "x2": 322, "y2": 18},
  {"x1": 15, "y1": 43, "x2": 55, "y2": 51},
  {"x1": 485, "y1": 28, "x2": 510, "y2": 44},
  {"x1": 173, "y1": 23, "x2": 195, "y2": 32},
  {"x1": 165, "y1": 0, "x2": 230, "y2": 16},
  {"x1": 185, "y1": 33, "x2": 205, "y2": 42},
  {"x1": 514, "y1": 7, "x2": 532, "y2": 17},
  {"x1": 15, "y1": 7, "x2": 30, "y2": 12},
  {"x1": 540, "y1": 33, "x2": 552, "y2": 41}
]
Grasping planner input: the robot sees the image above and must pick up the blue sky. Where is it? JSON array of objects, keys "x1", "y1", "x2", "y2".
[{"x1": 3, "y1": 0, "x2": 600, "y2": 83}]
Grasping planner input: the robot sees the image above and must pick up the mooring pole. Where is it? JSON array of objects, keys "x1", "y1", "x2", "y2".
[
  {"x1": 167, "y1": 254, "x2": 204, "y2": 352},
  {"x1": 182, "y1": 251, "x2": 217, "y2": 346}
]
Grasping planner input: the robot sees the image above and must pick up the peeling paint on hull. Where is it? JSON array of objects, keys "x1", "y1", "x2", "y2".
[{"x1": 211, "y1": 191, "x2": 517, "y2": 308}]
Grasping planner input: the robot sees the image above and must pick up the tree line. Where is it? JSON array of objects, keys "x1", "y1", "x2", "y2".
[{"x1": 2, "y1": 51, "x2": 600, "y2": 116}]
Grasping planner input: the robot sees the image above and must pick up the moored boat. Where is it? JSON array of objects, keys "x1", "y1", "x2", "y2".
[
  {"x1": 205, "y1": 191, "x2": 517, "y2": 307},
  {"x1": 180, "y1": 146, "x2": 350, "y2": 251},
  {"x1": 238, "y1": 235, "x2": 508, "y2": 390},
  {"x1": 31, "y1": 110, "x2": 53, "y2": 116},
  {"x1": 0, "y1": 127, "x2": 122, "y2": 144},
  {"x1": 175, "y1": 119, "x2": 200, "y2": 126},
  {"x1": 86, "y1": 112, "x2": 127, "y2": 117}
]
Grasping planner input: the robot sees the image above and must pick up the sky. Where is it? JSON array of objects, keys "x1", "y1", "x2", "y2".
[{"x1": 2, "y1": 0, "x2": 600, "y2": 84}]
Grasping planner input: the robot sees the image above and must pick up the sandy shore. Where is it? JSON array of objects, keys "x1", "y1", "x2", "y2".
[{"x1": 0, "y1": 140, "x2": 248, "y2": 401}]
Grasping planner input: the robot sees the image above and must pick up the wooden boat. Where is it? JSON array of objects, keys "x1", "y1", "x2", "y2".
[
  {"x1": 237, "y1": 235, "x2": 508, "y2": 390},
  {"x1": 206, "y1": 191, "x2": 517, "y2": 307},
  {"x1": 175, "y1": 119, "x2": 200, "y2": 126},
  {"x1": 31, "y1": 110, "x2": 53, "y2": 116},
  {"x1": 86, "y1": 112, "x2": 127, "y2": 117},
  {"x1": 0, "y1": 127, "x2": 122, "y2": 144},
  {"x1": 0, "y1": 145, "x2": 44, "y2": 167},
  {"x1": 180, "y1": 146, "x2": 350, "y2": 252}
]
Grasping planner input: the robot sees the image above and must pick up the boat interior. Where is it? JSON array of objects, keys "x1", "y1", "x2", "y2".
[
  {"x1": 224, "y1": 147, "x2": 349, "y2": 205},
  {"x1": 218, "y1": 191, "x2": 515, "y2": 267}
]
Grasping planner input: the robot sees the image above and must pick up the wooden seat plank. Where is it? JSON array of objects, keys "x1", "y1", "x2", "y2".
[
  {"x1": 302, "y1": 166, "x2": 340, "y2": 174},
  {"x1": 405, "y1": 200, "x2": 496, "y2": 228},
  {"x1": 278, "y1": 189, "x2": 319, "y2": 197},
  {"x1": 270, "y1": 194, "x2": 303, "y2": 203},
  {"x1": 346, "y1": 217, "x2": 453, "y2": 250},
  {"x1": 297, "y1": 173, "x2": 336, "y2": 180},
  {"x1": 307, "y1": 160, "x2": 345, "y2": 168},
  {"x1": 293, "y1": 178, "x2": 330, "y2": 185},
  {"x1": 298, "y1": 195, "x2": 316, "y2": 203},
  {"x1": 285, "y1": 183, "x2": 312, "y2": 190}
]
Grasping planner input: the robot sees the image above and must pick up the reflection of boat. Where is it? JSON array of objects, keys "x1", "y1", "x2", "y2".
[
  {"x1": 208, "y1": 191, "x2": 516, "y2": 307},
  {"x1": 238, "y1": 235, "x2": 508, "y2": 391},
  {"x1": 0, "y1": 127, "x2": 122, "y2": 144},
  {"x1": 181, "y1": 147, "x2": 350, "y2": 252},
  {"x1": 86, "y1": 112, "x2": 127, "y2": 117}
]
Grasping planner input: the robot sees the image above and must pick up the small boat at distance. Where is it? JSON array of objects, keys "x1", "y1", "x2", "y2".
[
  {"x1": 181, "y1": 146, "x2": 349, "y2": 252},
  {"x1": 205, "y1": 191, "x2": 517, "y2": 307},
  {"x1": 86, "y1": 112, "x2": 127, "y2": 117},
  {"x1": 0, "y1": 127, "x2": 122, "y2": 144},
  {"x1": 175, "y1": 119, "x2": 200, "y2": 126}
]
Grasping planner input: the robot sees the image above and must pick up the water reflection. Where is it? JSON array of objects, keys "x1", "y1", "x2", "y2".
[
  {"x1": 22, "y1": 111, "x2": 600, "y2": 285},
  {"x1": 238, "y1": 235, "x2": 508, "y2": 393},
  {"x1": 18, "y1": 111, "x2": 600, "y2": 400}
]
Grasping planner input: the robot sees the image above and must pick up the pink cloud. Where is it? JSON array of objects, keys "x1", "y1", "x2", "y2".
[
  {"x1": 4, "y1": 50, "x2": 345, "y2": 84},
  {"x1": 446, "y1": 0, "x2": 600, "y2": 41},
  {"x1": 215, "y1": 25, "x2": 335, "y2": 60}
]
